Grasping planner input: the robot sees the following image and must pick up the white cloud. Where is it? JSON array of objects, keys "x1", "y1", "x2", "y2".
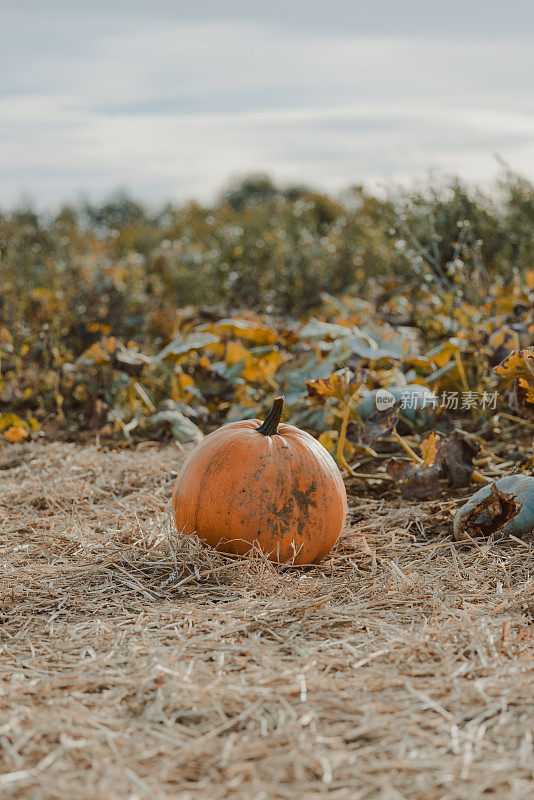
[{"x1": 1, "y1": 15, "x2": 534, "y2": 207}]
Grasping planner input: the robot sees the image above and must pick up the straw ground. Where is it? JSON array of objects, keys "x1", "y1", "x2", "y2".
[{"x1": 1, "y1": 440, "x2": 534, "y2": 799}]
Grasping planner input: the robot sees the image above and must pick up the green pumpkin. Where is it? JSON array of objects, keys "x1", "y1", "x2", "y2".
[{"x1": 453, "y1": 475, "x2": 534, "y2": 542}]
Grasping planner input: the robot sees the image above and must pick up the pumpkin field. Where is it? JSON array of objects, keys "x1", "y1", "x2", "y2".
[{"x1": 2, "y1": 173, "x2": 534, "y2": 798}]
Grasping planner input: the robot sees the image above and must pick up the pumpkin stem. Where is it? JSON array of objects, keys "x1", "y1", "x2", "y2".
[{"x1": 257, "y1": 396, "x2": 284, "y2": 436}]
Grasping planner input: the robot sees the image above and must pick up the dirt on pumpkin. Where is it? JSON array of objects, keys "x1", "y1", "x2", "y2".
[{"x1": 2, "y1": 440, "x2": 534, "y2": 799}]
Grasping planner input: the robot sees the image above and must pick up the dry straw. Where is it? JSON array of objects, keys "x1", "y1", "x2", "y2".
[{"x1": 1, "y1": 441, "x2": 534, "y2": 798}]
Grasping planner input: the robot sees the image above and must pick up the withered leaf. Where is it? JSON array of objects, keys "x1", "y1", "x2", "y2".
[
  {"x1": 387, "y1": 457, "x2": 442, "y2": 500},
  {"x1": 494, "y1": 347, "x2": 534, "y2": 381},
  {"x1": 436, "y1": 430, "x2": 479, "y2": 487},
  {"x1": 509, "y1": 378, "x2": 534, "y2": 421},
  {"x1": 201, "y1": 318, "x2": 278, "y2": 346},
  {"x1": 306, "y1": 368, "x2": 367, "y2": 405},
  {"x1": 387, "y1": 430, "x2": 479, "y2": 499},
  {"x1": 112, "y1": 345, "x2": 150, "y2": 377},
  {"x1": 420, "y1": 431, "x2": 441, "y2": 466},
  {"x1": 488, "y1": 328, "x2": 518, "y2": 367},
  {"x1": 77, "y1": 336, "x2": 117, "y2": 366},
  {"x1": 360, "y1": 402, "x2": 400, "y2": 445},
  {"x1": 495, "y1": 348, "x2": 534, "y2": 420}
]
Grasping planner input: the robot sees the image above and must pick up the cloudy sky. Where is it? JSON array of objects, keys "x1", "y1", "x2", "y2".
[{"x1": 2, "y1": 0, "x2": 534, "y2": 207}]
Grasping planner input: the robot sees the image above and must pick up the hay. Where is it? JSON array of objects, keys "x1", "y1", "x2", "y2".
[{"x1": 1, "y1": 440, "x2": 534, "y2": 799}]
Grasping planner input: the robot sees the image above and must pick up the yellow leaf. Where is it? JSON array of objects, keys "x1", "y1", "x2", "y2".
[
  {"x1": 495, "y1": 274, "x2": 521, "y2": 311},
  {"x1": 225, "y1": 341, "x2": 283, "y2": 383},
  {"x1": 0, "y1": 412, "x2": 26, "y2": 431},
  {"x1": 518, "y1": 377, "x2": 534, "y2": 404},
  {"x1": 488, "y1": 328, "x2": 518, "y2": 352},
  {"x1": 306, "y1": 369, "x2": 365, "y2": 405},
  {"x1": 79, "y1": 336, "x2": 117, "y2": 365},
  {"x1": 495, "y1": 348, "x2": 534, "y2": 381},
  {"x1": 234, "y1": 385, "x2": 256, "y2": 408},
  {"x1": 31, "y1": 287, "x2": 54, "y2": 301},
  {"x1": 208, "y1": 342, "x2": 225, "y2": 359},
  {"x1": 427, "y1": 340, "x2": 459, "y2": 368},
  {"x1": 318, "y1": 430, "x2": 337, "y2": 455},
  {"x1": 420, "y1": 431, "x2": 441, "y2": 467},
  {"x1": 178, "y1": 374, "x2": 195, "y2": 400},
  {"x1": 171, "y1": 371, "x2": 196, "y2": 402},
  {"x1": 226, "y1": 341, "x2": 249, "y2": 366},
  {"x1": 257, "y1": 351, "x2": 283, "y2": 379},
  {"x1": 318, "y1": 430, "x2": 353, "y2": 459},
  {"x1": 402, "y1": 356, "x2": 435, "y2": 373},
  {"x1": 205, "y1": 318, "x2": 278, "y2": 345},
  {"x1": 242, "y1": 351, "x2": 283, "y2": 383},
  {"x1": 178, "y1": 373, "x2": 194, "y2": 390},
  {"x1": 0, "y1": 326, "x2": 13, "y2": 354}
]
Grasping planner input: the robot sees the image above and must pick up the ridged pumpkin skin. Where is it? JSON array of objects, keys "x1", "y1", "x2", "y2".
[{"x1": 172, "y1": 400, "x2": 347, "y2": 564}]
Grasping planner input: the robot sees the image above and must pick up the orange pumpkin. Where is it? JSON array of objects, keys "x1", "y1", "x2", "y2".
[{"x1": 172, "y1": 397, "x2": 347, "y2": 564}]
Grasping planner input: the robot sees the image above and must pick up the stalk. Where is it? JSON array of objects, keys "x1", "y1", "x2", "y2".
[{"x1": 257, "y1": 397, "x2": 284, "y2": 436}]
